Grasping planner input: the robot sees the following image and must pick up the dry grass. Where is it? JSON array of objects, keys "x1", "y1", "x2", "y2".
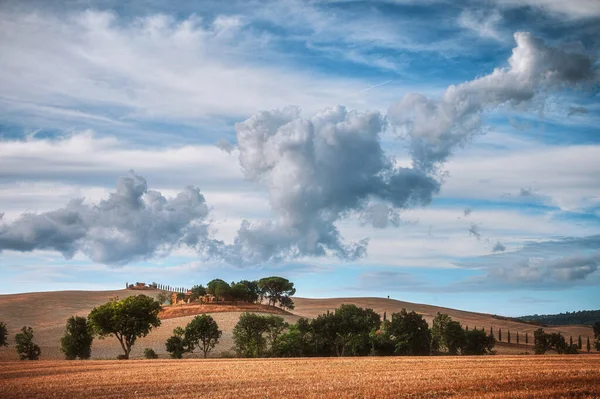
[
  {"x1": 0, "y1": 290, "x2": 594, "y2": 360},
  {"x1": 1, "y1": 356, "x2": 599, "y2": 398}
]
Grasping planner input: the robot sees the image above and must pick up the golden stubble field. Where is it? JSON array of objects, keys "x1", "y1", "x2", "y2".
[{"x1": 1, "y1": 356, "x2": 599, "y2": 398}]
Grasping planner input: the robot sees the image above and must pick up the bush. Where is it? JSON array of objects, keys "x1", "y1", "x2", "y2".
[
  {"x1": 15, "y1": 326, "x2": 41, "y2": 360},
  {"x1": 144, "y1": 348, "x2": 159, "y2": 359},
  {"x1": 60, "y1": 316, "x2": 94, "y2": 360}
]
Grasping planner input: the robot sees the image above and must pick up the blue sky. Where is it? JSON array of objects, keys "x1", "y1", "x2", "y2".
[{"x1": 1, "y1": 0, "x2": 599, "y2": 316}]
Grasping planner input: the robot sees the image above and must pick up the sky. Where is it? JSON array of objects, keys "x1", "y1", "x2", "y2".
[{"x1": 1, "y1": 0, "x2": 599, "y2": 317}]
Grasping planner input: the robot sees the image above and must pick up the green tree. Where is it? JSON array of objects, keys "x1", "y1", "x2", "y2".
[
  {"x1": 15, "y1": 326, "x2": 41, "y2": 360},
  {"x1": 462, "y1": 329, "x2": 496, "y2": 355},
  {"x1": 507, "y1": 330, "x2": 511, "y2": 343},
  {"x1": 0, "y1": 321, "x2": 7, "y2": 347},
  {"x1": 233, "y1": 313, "x2": 270, "y2": 357},
  {"x1": 578, "y1": 335, "x2": 582, "y2": 350},
  {"x1": 587, "y1": 336, "x2": 591, "y2": 352},
  {"x1": 389, "y1": 309, "x2": 431, "y2": 356},
  {"x1": 60, "y1": 316, "x2": 94, "y2": 360},
  {"x1": 498, "y1": 328, "x2": 502, "y2": 342},
  {"x1": 594, "y1": 321, "x2": 600, "y2": 351},
  {"x1": 311, "y1": 304, "x2": 380, "y2": 357},
  {"x1": 264, "y1": 315, "x2": 288, "y2": 356},
  {"x1": 184, "y1": 315, "x2": 222, "y2": 358},
  {"x1": 444, "y1": 321, "x2": 466, "y2": 355},
  {"x1": 165, "y1": 327, "x2": 189, "y2": 359},
  {"x1": 88, "y1": 295, "x2": 161, "y2": 359},
  {"x1": 526, "y1": 332, "x2": 528, "y2": 344},
  {"x1": 430, "y1": 313, "x2": 451, "y2": 352},
  {"x1": 189, "y1": 285, "x2": 207, "y2": 302},
  {"x1": 276, "y1": 317, "x2": 313, "y2": 357},
  {"x1": 534, "y1": 328, "x2": 549, "y2": 354},
  {"x1": 206, "y1": 279, "x2": 231, "y2": 302},
  {"x1": 257, "y1": 277, "x2": 296, "y2": 308}
]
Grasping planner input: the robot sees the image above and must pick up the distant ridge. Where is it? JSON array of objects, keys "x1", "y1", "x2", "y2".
[{"x1": 517, "y1": 309, "x2": 600, "y2": 326}]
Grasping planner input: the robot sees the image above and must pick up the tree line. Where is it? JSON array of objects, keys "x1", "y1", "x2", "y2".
[
  {"x1": 156, "y1": 276, "x2": 296, "y2": 310},
  {"x1": 1, "y1": 299, "x2": 599, "y2": 360},
  {"x1": 518, "y1": 310, "x2": 600, "y2": 326}
]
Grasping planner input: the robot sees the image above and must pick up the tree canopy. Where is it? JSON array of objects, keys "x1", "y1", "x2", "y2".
[
  {"x1": 389, "y1": 309, "x2": 431, "y2": 356},
  {"x1": 88, "y1": 295, "x2": 161, "y2": 359},
  {"x1": 257, "y1": 277, "x2": 296, "y2": 309},
  {"x1": 60, "y1": 316, "x2": 94, "y2": 360},
  {"x1": 184, "y1": 315, "x2": 222, "y2": 358},
  {"x1": 15, "y1": 326, "x2": 41, "y2": 360}
]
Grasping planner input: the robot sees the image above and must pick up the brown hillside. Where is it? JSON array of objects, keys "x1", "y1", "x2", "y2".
[{"x1": 0, "y1": 290, "x2": 594, "y2": 360}]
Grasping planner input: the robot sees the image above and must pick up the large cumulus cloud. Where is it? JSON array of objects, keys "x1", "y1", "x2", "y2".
[
  {"x1": 215, "y1": 105, "x2": 439, "y2": 264},
  {"x1": 0, "y1": 171, "x2": 212, "y2": 265}
]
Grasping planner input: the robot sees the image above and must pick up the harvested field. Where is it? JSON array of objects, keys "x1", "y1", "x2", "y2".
[{"x1": 1, "y1": 356, "x2": 599, "y2": 398}]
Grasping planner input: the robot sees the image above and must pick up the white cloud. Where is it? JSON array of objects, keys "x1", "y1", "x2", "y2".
[{"x1": 0, "y1": 8, "x2": 405, "y2": 129}]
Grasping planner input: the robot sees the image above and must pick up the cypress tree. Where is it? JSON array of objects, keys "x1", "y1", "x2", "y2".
[
  {"x1": 526, "y1": 332, "x2": 528, "y2": 344},
  {"x1": 383, "y1": 311, "x2": 387, "y2": 321},
  {"x1": 578, "y1": 335, "x2": 582, "y2": 350},
  {"x1": 498, "y1": 329, "x2": 502, "y2": 342},
  {"x1": 587, "y1": 337, "x2": 591, "y2": 352},
  {"x1": 508, "y1": 330, "x2": 511, "y2": 343},
  {"x1": 466, "y1": 325, "x2": 469, "y2": 331},
  {"x1": 490, "y1": 326, "x2": 494, "y2": 338},
  {"x1": 516, "y1": 331, "x2": 519, "y2": 344},
  {"x1": 570, "y1": 336, "x2": 573, "y2": 347}
]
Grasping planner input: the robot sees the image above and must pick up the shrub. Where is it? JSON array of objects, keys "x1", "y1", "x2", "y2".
[
  {"x1": 144, "y1": 348, "x2": 159, "y2": 359},
  {"x1": 15, "y1": 326, "x2": 41, "y2": 360}
]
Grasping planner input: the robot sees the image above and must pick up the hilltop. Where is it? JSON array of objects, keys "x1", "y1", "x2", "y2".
[{"x1": 0, "y1": 290, "x2": 594, "y2": 360}]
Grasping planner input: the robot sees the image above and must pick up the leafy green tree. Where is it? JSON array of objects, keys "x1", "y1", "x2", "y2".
[
  {"x1": 144, "y1": 348, "x2": 158, "y2": 359},
  {"x1": 233, "y1": 280, "x2": 261, "y2": 303},
  {"x1": 311, "y1": 304, "x2": 380, "y2": 357},
  {"x1": 88, "y1": 295, "x2": 161, "y2": 359},
  {"x1": 60, "y1": 316, "x2": 94, "y2": 360},
  {"x1": 15, "y1": 327, "x2": 41, "y2": 360},
  {"x1": 165, "y1": 327, "x2": 189, "y2": 359},
  {"x1": 257, "y1": 277, "x2": 296, "y2": 308},
  {"x1": 206, "y1": 279, "x2": 231, "y2": 301},
  {"x1": 233, "y1": 313, "x2": 270, "y2": 357},
  {"x1": 184, "y1": 315, "x2": 222, "y2": 358},
  {"x1": 264, "y1": 315, "x2": 288, "y2": 356},
  {"x1": 389, "y1": 309, "x2": 431, "y2": 356},
  {"x1": 189, "y1": 285, "x2": 207, "y2": 302},
  {"x1": 444, "y1": 321, "x2": 466, "y2": 355},
  {"x1": 534, "y1": 328, "x2": 549, "y2": 354},
  {"x1": 277, "y1": 318, "x2": 312, "y2": 357},
  {"x1": 0, "y1": 321, "x2": 8, "y2": 347},
  {"x1": 430, "y1": 313, "x2": 451, "y2": 352},
  {"x1": 462, "y1": 329, "x2": 496, "y2": 355},
  {"x1": 587, "y1": 336, "x2": 591, "y2": 352}
]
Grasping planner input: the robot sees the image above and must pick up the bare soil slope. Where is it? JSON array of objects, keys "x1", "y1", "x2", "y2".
[
  {"x1": 0, "y1": 290, "x2": 593, "y2": 360},
  {"x1": 2, "y1": 356, "x2": 600, "y2": 398}
]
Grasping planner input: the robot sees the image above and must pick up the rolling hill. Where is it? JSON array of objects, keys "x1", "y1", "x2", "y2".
[{"x1": 0, "y1": 290, "x2": 594, "y2": 360}]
